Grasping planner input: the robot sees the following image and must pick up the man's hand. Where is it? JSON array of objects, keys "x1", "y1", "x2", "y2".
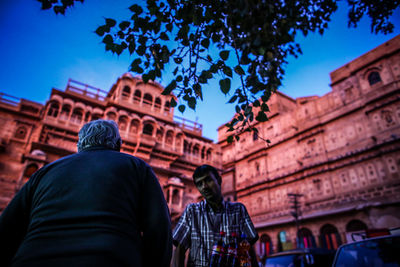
[{"x1": 172, "y1": 243, "x2": 187, "y2": 267}]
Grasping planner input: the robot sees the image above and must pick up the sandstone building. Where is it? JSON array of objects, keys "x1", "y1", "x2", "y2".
[
  {"x1": 218, "y1": 35, "x2": 400, "y2": 256},
  {"x1": 0, "y1": 74, "x2": 220, "y2": 223},
  {"x1": 1, "y1": 34, "x2": 399, "y2": 259}
]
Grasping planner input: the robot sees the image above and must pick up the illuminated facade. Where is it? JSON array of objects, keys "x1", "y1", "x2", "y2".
[
  {"x1": 218, "y1": 35, "x2": 400, "y2": 255},
  {"x1": 1, "y1": 35, "x2": 399, "y2": 259},
  {"x1": 0, "y1": 74, "x2": 220, "y2": 223}
]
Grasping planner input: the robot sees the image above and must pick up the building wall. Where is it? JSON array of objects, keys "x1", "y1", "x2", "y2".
[
  {"x1": 0, "y1": 74, "x2": 221, "y2": 225},
  {"x1": 218, "y1": 35, "x2": 400, "y2": 254}
]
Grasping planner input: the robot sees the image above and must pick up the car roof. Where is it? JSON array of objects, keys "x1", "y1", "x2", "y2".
[{"x1": 268, "y1": 248, "x2": 336, "y2": 257}]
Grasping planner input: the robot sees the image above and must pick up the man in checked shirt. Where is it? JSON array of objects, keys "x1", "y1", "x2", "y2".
[{"x1": 172, "y1": 164, "x2": 259, "y2": 267}]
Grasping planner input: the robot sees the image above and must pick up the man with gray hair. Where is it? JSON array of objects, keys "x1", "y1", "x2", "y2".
[{"x1": 0, "y1": 119, "x2": 172, "y2": 267}]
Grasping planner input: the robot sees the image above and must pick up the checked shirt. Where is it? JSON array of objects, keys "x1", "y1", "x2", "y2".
[{"x1": 172, "y1": 200, "x2": 258, "y2": 267}]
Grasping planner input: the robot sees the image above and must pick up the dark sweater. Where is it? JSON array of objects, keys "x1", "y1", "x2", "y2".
[{"x1": 0, "y1": 147, "x2": 172, "y2": 267}]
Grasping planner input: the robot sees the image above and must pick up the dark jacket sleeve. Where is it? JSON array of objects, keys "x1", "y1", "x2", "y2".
[
  {"x1": 139, "y1": 164, "x2": 172, "y2": 267},
  {"x1": 0, "y1": 178, "x2": 34, "y2": 265}
]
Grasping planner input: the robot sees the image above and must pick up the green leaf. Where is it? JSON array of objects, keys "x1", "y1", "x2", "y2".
[
  {"x1": 105, "y1": 18, "x2": 116, "y2": 27},
  {"x1": 176, "y1": 75, "x2": 183, "y2": 82},
  {"x1": 128, "y1": 40, "x2": 136, "y2": 54},
  {"x1": 219, "y1": 50, "x2": 230, "y2": 60},
  {"x1": 234, "y1": 65, "x2": 245, "y2": 75},
  {"x1": 227, "y1": 96, "x2": 237, "y2": 104},
  {"x1": 188, "y1": 97, "x2": 196, "y2": 110},
  {"x1": 223, "y1": 66, "x2": 232, "y2": 77},
  {"x1": 227, "y1": 135, "x2": 234, "y2": 143},
  {"x1": 102, "y1": 34, "x2": 113, "y2": 45},
  {"x1": 170, "y1": 97, "x2": 177, "y2": 107},
  {"x1": 160, "y1": 32, "x2": 169, "y2": 41},
  {"x1": 193, "y1": 83, "x2": 203, "y2": 100},
  {"x1": 129, "y1": 4, "x2": 143, "y2": 14},
  {"x1": 201, "y1": 38, "x2": 210, "y2": 49},
  {"x1": 255, "y1": 111, "x2": 268, "y2": 122},
  {"x1": 253, "y1": 100, "x2": 260, "y2": 107},
  {"x1": 178, "y1": 104, "x2": 185, "y2": 113},
  {"x1": 119, "y1": 21, "x2": 130, "y2": 31},
  {"x1": 95, "y1": 25, "x2": 108, "y2": 37},
  {"x1": 219, "y1": 78, "x2": 231, "y2": 95},
  {"x1": 162, "y1": 80, "x2": 176, "y2": 95}
]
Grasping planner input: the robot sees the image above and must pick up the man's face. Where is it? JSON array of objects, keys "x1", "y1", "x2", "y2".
[{"x1": 194, "y1": 171, "x2": 222, "y2": 203}]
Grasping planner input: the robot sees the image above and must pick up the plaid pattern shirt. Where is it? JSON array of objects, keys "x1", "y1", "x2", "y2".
[{"x1": 173, "y1": 200, "x2": 258, "y2": 267}]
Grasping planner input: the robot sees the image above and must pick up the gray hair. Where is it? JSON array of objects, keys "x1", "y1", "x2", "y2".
[{"x1": 77, "y1": 120, "x2": 122, "y2": 152}]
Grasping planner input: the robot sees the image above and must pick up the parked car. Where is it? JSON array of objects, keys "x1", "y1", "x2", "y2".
[
  {"x1": 332, "y1": 234, "x2": 400, "y2": 267},
  {"x1": 264, "y1": 248, "x2": 336, "y2": 267}
]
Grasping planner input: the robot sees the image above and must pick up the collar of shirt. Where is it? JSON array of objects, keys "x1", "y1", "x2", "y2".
[{"x1": 203, "y1": 199, "x2": 226, "y2": 213}]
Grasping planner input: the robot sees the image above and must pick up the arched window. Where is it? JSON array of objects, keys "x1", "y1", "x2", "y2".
[
  {"x1": 122, "y1": 86, "x2": 131, "y2": 100},
  {"x1": 130, "y1": 120, "x2": 140, "y2": 134},
  {"x1": 166, "y1": 130, "x2": 174, "y2": 145},
  {"x1": 118, "y1": 116, "x2": 128, "y2": 131},
  {"x1": 23, "y1": 163, "x2": 38, "y2": 179},
  {"x1": 71, "y1": 108, "x2": 83, "y2": 124},
  {"x1": 14, "y1": 126, "x2": 27, "y2": 139},
  {"x1": 84, "y1": 111, "x2": 91, "y2": 122},
  {"x1": 106, "y1": 111, "x2": 116, "y2": 121},
  {"x1": 156, "y1": 128, "x2": 164, "y2": 141},
  {"x1": 346, "y1": 219, "x2": 367, "y2": 232},
  {"x1": 176, "y1": 134, "x2": 183, "y2": 148},
  {"x1": 259, "y1": 234, "x2": 273, "y2": 257},
  {"x1": 320, "y1": 224, "x2": 342, "y2": 250},
  {"x1": 172, "y1": 189, "x2": 180, "y2": 204},
  {"x1": 47, "y1": 101, "x2": 59, "y2": 117},
  {"x1": 155, "y1": 97, "x2": 162, "y2": 111},
  {"x1": 143, "y1": 93, "x2": 153, "y2": 107},
  {"x1": 133, "y1": 90, "x2": 142, "y2": 103},
  {"x1": 60, "y1": 104, "x2": 71, "y2": 120},
  {"x1": 277, "y1": 231, "x2": 287, "y2": 252},
  {"x1": 184, "y1": 140, "x2": 190, "y2": 154},
  {"x1": 201, "y1": 147, "x2": 205, "y2": 159},
  {"x1": 164, "y1": 101, "x2": 170, "y2": 112},
  {"x1": 297, "y1": 228, "x2": 316, "y2": 248},
  {"x1": 91, "y1": 113, "x2": 102, "y2": 121},
  {"x1": 368, "y1": 71, "x2": 381, "y2": 86},
  {"x1": 193, "y1": 144, "x2": 200, "y2": 157},
  {"x1": 143, "y1": 124, "x2": 154, "y2": 136},
  {"x1": 206, "y1": 148, "x2": 212, "y2": 161}
]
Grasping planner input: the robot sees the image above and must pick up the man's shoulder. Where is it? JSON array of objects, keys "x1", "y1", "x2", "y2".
[{"x1": 225, "y1": 201, "x2": 247, "y2": 211}]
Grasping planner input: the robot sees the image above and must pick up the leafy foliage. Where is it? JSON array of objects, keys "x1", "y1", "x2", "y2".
[{"x1": 38, "y1": 0, "x2": 399, "y2": 142}]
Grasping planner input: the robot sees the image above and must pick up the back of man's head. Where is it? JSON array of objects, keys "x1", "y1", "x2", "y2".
[
  {"x1": 193, "y1": 164, "x2": 222, "y2": 185},
  {"x1": 77, "y1": 120, "x2": 122, "y2": 152}
]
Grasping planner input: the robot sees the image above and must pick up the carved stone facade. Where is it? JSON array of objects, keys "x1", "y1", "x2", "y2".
[
  {"x1": 1, "y1": 35, "x2": 399, "y2": 259},
  {"x1": 0, "y1": 73, "x2": 221, "y2": 223},
  {"x1": 218, "y1": 35, "x2": 400, "y2": 255}
]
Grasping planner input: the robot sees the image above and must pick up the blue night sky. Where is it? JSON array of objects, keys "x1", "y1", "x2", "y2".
[{"x1": 0, "y1": 0, "x2": 399, "y2": 142}]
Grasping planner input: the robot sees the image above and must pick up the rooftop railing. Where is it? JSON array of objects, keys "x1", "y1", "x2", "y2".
[
  {"x1": 174, "y1": 116, "x2": 202, "y2": 134},
  {"x1": 65, "y1": 79, "x2": 108, "y2": 101},
  {"x1": 0, "y1": 92, "x2": 20, "y2": 107}
]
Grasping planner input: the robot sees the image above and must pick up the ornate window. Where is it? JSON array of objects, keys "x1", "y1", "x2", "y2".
[
  {"x1": 368, "y1": 71, "x2": 381, "y2": 86},
  {"x1": 143, "y1": 93, "x2": 153, "y2": 107},
  {"x1": 143, "y1": 124, "x2": 153, "y2": 136},
  {"x1": 155, "y1": 97, "x2": 162, "y2": 110},
  {"x1": 118, "y1": 116, "x2": 128, "y2": 131},
  {"x1": 14, "y1": 126, "x2": 27, "y2": 139},
  {"x1": 71, "y1": 108, "x2": 83, "y2": 124},
  {"x1": 122, "y1": 86, "x2": 131, "y2": 100},
  {"x1": 47, "y1": 101, "x2": 59, "y2": 117},
  {"x1": 130, "y1": 120, "x2": 140, "y2": 134},
  {"x1": 133, "y1": 90, "x2": 141, "y2": 103},
  {"x1": 320, "y1": 224, "x2": 342, "y2": 250},
  {"x1": 60, "y1": 104, "x2": 71, "y2": 120}
]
